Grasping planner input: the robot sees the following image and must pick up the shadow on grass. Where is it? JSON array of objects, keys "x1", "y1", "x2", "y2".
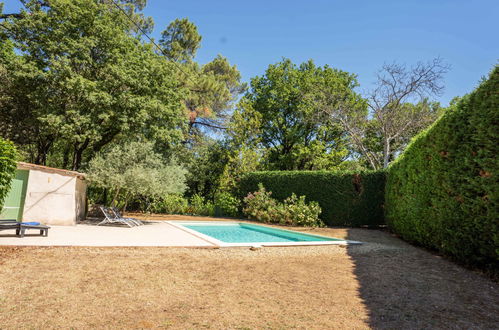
[{"x1": 346, "y1": 228, "x2": 499, "y2": 329}]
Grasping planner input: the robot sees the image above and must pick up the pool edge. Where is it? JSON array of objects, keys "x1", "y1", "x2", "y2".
[{"x1": 167, "y1": 221, "x2": 362, "y2": 247}]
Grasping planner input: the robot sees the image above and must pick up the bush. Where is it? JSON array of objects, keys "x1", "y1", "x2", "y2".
[
  {"x1": 0, "y1": 138, "x2": 17, "y2": 210},
  {"x1": 243, "y1": 184, "x2": 323, "y2": 227},
  {"x1": 214, "y1": 192, "x2": 240, "y2": 217},
  {"x1": 122, "y1": 193, "x2": 217, "y2": 216},
  {"x1": 189, "y1": 194, "x2": 215, "y2": 216},
  {"x1": 238, "y1": 171, "x2": 385, "y2": 226},
  {"x1": 279, "y1": 194, "x2": 322, "y2": 226},
  {"x1": 242, "y1": 185, "x2": 278, "y2": 223},
  {"x1": 151, "y1": 194, "x2": 188, "y2": 214},
  {"x1": 385, "y1": 67, "x2": 498, "y2": 270}
]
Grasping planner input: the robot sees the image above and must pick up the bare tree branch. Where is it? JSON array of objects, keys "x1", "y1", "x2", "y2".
[
  {"x1": 369, "y1": 58, "x2": 450, "y2": 167},
  {"x1": 191, "y1": 120, "x2": 227, "y2": 130},
  {"x1": 320, "y1": 58, "x2": 448, "y2": 169},
  {"x1": 0, "y1": 13, "x2": 23, "y2": 19}
]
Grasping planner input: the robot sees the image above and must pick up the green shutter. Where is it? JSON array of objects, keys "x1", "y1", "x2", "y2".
[{"x1": 0, "y1": 170, "x2": 29, "y2": 221}]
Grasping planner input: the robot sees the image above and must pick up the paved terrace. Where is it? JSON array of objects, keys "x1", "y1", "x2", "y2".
[{"x1": 0, "y1": 221, "x2": 216, "y2": 247}]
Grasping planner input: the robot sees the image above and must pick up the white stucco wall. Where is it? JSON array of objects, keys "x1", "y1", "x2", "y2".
[{"x1": 22, "y1": 170, "x2": 79, "y2": 225}]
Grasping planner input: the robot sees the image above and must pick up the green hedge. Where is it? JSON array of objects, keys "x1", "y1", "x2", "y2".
[
  {"x1": 386, "y1": 67, "x2": 498, "y2": 269},
  {"x1": 238, "y1": 171, "x2": 385, "y2": 226},
  {"x1": 0, "y1": 138, "x2": 18, "y2": 210}
]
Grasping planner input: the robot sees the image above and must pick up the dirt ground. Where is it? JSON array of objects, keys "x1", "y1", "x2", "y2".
[{"x1": 0, "y1": 217, "x2": 498, "y2": 329}]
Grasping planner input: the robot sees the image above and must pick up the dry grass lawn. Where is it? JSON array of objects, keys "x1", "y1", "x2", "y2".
[{"x1": 0, "y1": 220, "x2": 498, "y2": 329}]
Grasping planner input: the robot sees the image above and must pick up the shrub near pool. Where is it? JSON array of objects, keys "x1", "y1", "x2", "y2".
[
  {"x1": 239, "y1": 171, "x2": 385, "y2": 227},
  {"x1": 243, "y1": 184, "x2": 323, "y2": 227},
  {"x1": 214, "y1": 192, "x2": 240, "y2": 217},
  {"x1": 153, "y1": 194, "x2": 189, "y2": 214},
  {"x1": 386, "y1": 67, "x2": 499, "y2": 269}
]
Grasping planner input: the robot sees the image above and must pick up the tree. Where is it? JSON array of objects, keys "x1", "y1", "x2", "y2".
[
  {"x1": 181, "y1": 55, "x2": 246, "y2": 135},
  {"x1": 370, "y1": 59, "x2": 449, "y2": 168},
  {"x1": 159, "y1": 18, "x2": 202, "y2": 62},
  {"x1": 87, "y1": 141, "x2": 187, "y2": 209},
  {"x1": 320, "y1": 58, "x2": 449, "y2": 169},
  {"x1": 0, "y1": 0, "x2": 186, "y2": 170},
  {"x1": 219, "y1": 101, "x2": 263, "y2": 192},
  {"x1": 159, "y1": 18, "x2": 246, "y2": 138},
  {"x1": 236, "y1": 58, "x2": 364, "y2": 170},
  {"x1": 181, "y1": 138, "x2": 230, "y2": 199}
]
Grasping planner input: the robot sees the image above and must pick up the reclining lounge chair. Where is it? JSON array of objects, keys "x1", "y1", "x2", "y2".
[
  {"x1": 111, "y1": 207, "x2": 143, "y2": 226},
  {"x1": 0, "y1": 219, "x2": 50, "y2": 237},
  {"x1": 0, "y1": 219, "x2": 20, "y2": 235},
  {"x1": 97, "y1": 206, "x2": 142, "y2": 227}
]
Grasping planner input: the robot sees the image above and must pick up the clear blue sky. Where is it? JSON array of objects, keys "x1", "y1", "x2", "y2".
[{"x1": 4, "y1": 0, "x2": 498, "y2": 105}]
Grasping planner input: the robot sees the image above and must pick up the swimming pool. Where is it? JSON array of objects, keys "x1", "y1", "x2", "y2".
[{"x1": 170, "y1": 222, "x2": 359, "y2": 247}]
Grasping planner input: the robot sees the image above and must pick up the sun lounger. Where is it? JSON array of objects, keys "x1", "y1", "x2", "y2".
[
  {"x1": 18, "y1": 222, "x2": 50, "y2": 237},
  {"x1": 0, "y1": 220, "x2": 50, "y2": 237},
  {"x1": 97, "y1": 206, "x2": 140, "y2": 227},
  {"x1": 0, "y1": 220, "x2": 21, "y2": 236},
  {"x1": 0, "y1": 219, "x2": 18, "y2": 223},
  {"x1": 111, "y1": 207, "x2": 143, "y2": 226}
]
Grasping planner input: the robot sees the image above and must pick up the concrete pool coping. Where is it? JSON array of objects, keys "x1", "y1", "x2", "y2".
[{"x1": 168, "y1": 221, "x2": 362, "y2": 247}]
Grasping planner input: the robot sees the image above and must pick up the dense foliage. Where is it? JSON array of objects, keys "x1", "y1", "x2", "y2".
[
  {"x1": 145, "y1": 193, "x2": 239, "y2": 217},
  {"x1": 87, "y1": 142, "x2": 187, "y2": 210},
  {"x1": 181, "y1": 139, "x2": 230, "y2": 200},
  {"x1": 0, "y1": 0, "x2": 186, "y2": 170},
  {"x1": 214, "y1": 192, "x2": 240, "y2": 217},
  {"x1": 0, "y1": 138, "x2": 17, "y2": 210},
  {"x1": 239, "y1": 171, "x2": 385, "y2": 226},
  {"x1": 243, "y1": 184, "x2": 323, "y2": 227},
  {"x1": 386, "y1": 67, "x2": 498, "y2": 269},
  {"x1": 150, "y1": 194, "x2": 189, "y2": 215},
  {"x1": 235, "y1": 59, "x2": 365, "y2": 171},
  {"x1": 0, "y1": 0, "x2": 244, "y2": 172}
]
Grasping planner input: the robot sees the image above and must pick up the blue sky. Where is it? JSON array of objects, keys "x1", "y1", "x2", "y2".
[{"x1": 4, "y1": 0, "x2": 498, "y2": 105}]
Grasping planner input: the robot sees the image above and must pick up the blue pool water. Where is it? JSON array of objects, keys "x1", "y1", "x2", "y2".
[{"x1": 182, "y1": 223, "x2": 342, "y2": 243}]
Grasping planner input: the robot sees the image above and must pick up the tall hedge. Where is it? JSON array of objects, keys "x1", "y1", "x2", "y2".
[
  {"x1": 0, "y1": 138, "x2": 18, "y2": 210},
  {"x1": 386, "y1": 67, "x2": 498, "y2": 269},
  {"x1": 238, "y1": 171, "x2": 385, "y2": 227}
]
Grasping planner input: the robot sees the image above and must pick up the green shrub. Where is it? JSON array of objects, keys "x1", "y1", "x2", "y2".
[
  {"x1": 279, "y1": 194, "x2": 322, "y2": 227},
  {"x1": 125, "y1": 193, "x2": 217, "y2": 216},
  {"x1": 386, "y1": 66, "x2": 498, "y2": 270},
  {"x1": 238, "y1": 171, "x2": 385, "y2": 226},
  {"x1": 214, "y1": 192, "x2": 240, "y2": 217},
  {"x1": 243, "y1": 184, "x2": 323, "y2": 227},
  {"x1": 0, "y1": 138, "x2": 17, "y2": 210},
  {"x1": 242, "y1": 184, "x2": 278, "y2": 223},
  {"x1": 154, "y1": 194, "x2": 189, "y2": 214},
  {"x1": 189, "y1": 194, "x2": 215, "y2": 216}
]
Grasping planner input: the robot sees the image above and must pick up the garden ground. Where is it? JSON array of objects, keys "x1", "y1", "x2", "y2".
[{"x1": 0, "y1": 216, "x2": 497, "y2": 329}]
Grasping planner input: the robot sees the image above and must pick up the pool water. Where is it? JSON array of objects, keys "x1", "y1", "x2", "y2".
[{"x1": 182, "y1": 223, "x2": 342, "y2": 243}]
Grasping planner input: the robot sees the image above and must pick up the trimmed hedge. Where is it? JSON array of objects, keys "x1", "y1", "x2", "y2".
[
  {"x1": 238, "y1": 171, "x2": 385, "y2": 226},
  {"x1": 0, "y1": 138, "x2": 18, "y2": 210},
  {"x1": 386, "y1": 67, "x2": 498, "y2": 269}
]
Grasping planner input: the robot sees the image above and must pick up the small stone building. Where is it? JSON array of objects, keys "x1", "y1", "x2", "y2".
[{"x1": 0, "y1": 162, "x2": 87, "y2": 225}]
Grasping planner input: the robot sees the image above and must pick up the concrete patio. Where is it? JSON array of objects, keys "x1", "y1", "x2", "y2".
[{"x1": 0, "y1": 221, "x2": 216, "y2": 247}]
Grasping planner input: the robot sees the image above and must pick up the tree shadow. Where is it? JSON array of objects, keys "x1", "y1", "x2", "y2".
[{"x1": 346, "y1": 228, "x2": 499, "y2": 329}]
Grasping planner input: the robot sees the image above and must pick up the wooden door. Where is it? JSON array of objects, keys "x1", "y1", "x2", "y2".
[{"x1": 0, "y1": 170, "x2": 29, "y2": 221}]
